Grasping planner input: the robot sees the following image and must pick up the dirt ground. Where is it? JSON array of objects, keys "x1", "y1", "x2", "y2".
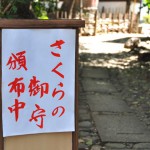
[{"x1": 79, "y1": 33, "x2": 150, "y2": 130}]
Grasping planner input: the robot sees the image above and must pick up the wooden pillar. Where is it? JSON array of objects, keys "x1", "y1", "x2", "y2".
[{"x1": 130, "y1": 0, "x2": 137, "y2": 33}]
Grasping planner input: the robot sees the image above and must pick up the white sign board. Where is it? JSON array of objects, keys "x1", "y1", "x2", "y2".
[{"x1": 2, "y1": 29, "x2": 76, "y2": 137}]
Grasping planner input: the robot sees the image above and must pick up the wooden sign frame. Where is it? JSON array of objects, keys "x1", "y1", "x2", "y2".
[{"x1": 0, "y1": 19, "x2": 85, "y2": 150}]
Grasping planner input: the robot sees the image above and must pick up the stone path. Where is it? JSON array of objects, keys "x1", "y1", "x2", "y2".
[{"x1": 78, "y1": 34, "x2": 150, "y2": 150}]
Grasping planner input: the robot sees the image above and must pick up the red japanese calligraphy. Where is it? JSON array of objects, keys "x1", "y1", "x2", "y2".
[
  {"x1": 51, "y1": 52, "x2": 60, "y2": 57},
  {"x1": 52, "y1": 82, "x2": 64, "y2": 100},
  {"x1": 28, "y1": 76, "x2": 49, "y2": 98},
  {"x1": 50, "y1": 39, "x2": 66, "y2": 118},
  {"x1": 6, "y1": 50, "x2": 28, "y2": 71},
  {"x1": 29, "y1": 104, "x2": 46, "y2": 128},
  {"x1": 50, "y1": 40, "x2": 65, "y2": 49},
  {"x1": 52, "y1": 106, "x2": 65, "y2": 117},
  {"x1": 8, "y1": 99, "x2": 26, "y2": 122},
  {"x1": 52, "y1": 62, "x2": 64, "y2": 78},
  {"x1": 8, "y1": 77, "x2": 25, "y2": 97}
]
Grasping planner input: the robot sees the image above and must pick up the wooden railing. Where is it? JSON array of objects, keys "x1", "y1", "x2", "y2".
[
  {"x1": 48, "y1": 10, "x2": 139, "y2": 35},
  {"x1": 98, "y1": 12, "x2": 130, "y2": 33},
  {"x1": 80, "y1": 10, "x2": 132, "y2": 35}
]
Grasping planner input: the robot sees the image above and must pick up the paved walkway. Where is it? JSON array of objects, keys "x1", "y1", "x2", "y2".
[{"x1": 78, "y1": 34, "x2": 150, "y2": 150}]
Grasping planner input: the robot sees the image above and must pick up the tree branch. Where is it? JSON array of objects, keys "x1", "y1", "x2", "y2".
[{"x1": 2, "y1": 1, "x2": 14, "y2": 15}]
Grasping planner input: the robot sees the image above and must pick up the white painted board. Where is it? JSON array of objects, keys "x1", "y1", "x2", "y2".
[{"x1": 2, "y1": 29, "x2": 76, "y2": 137}]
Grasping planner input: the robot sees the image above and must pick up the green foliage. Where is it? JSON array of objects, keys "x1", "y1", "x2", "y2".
[
  {"x1": 32, "y1": 0, "x2": 57, "y2": 19},
  {"x1": 144, "y1": 0, "x2": 150, "y2": 8},
  {"x1": 37, "y1": 11, "x2": 49, "y2": 19},
  {"x1": 32, "y1": 1, "x2": 46, "y2": 18},
  {"x1": 0, "y1": 0, "x2": 57, "y2": 19},
  {"x1": 0, "y1": 0, "x2": 32, "y2": 18},
  {"x1": 143, "y1": 0, "x2": 150, "y2": 13},
  {"x1": 47, "y1": 0, "x2": 57, "y2": 13},
  {"x1": 143, "y1": 14, "x2": 150, "y2": 23}
]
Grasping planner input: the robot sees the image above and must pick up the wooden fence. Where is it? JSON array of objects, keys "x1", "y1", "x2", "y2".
[
  {"x1": 97, "y1": 12, "x2": 130, "y2": 33},
  {"x1": 48, "y1": 10, "x2": 139, "y2": 36},
  {"x1": 80, "y1": 10, "x2": 140, "y2": 35},
  {"x1": 80, "y1": 9, "x2": 132, "y2": 35}
]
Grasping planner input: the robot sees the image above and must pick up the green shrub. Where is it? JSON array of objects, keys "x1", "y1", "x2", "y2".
[{"x1": 143, "y1": 14, "x2": 150, "y2": 23}]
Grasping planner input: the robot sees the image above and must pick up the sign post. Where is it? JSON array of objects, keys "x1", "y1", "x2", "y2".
[{"x1": 0, "y1": 19, "x2": 85, "y2": 150}]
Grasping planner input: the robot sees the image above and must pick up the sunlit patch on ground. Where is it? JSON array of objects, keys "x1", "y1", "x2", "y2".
[{"x1": 79, "y1": 33, "x2": 149, "y2": 69}]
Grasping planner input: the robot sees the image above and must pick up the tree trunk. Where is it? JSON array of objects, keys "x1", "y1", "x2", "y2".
[
  {"x1": 68, "y1": 0, "x2": 76, "y2": 18},
  {"x1": 16, "y1": 0, "x2": 35, "y2": 19},
  {"x1": 61, "y1": 0, "x2": 76, "y2": 18}
]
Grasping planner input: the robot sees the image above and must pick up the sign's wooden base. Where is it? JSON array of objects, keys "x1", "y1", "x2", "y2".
[{"x1": 5, "y1": 132, "x2": 72, "y2": 150}]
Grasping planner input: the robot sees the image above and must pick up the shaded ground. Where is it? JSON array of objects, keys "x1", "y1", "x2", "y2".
[
  {"x1": 80, "y1": 52, "x2": 150, "y2": 126},
  {"x1": 79, "y1": 34, "x2": 150, "y2": 149}
]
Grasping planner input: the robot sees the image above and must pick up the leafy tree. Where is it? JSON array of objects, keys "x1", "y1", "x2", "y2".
[
  {"x1": 0, "y1": 0, "x2": 56, "y2": 19},
  {"x1": 0, "y1": 0, "x2": 35, "y2": 18},
  {"x1": 32, "y1": 1, "x2": 48, "y2": 19},
  {"x1": 143, "y1": 0, "x2": 150, "y2": 13}
]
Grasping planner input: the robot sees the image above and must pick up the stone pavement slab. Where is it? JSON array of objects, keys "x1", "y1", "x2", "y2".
[
  {"x1": 133, "y1": 143, "x2": 150, "y2": 149},
  {"x1": 82, "y1": 78, "x2": 117, "y2": 93},
  {"x1": 86, "y1": 94, "x2": 132, "y2": 113},
  {"x1": 93, "y1": 114, "x2": 150, "y2": 143},
  {"x1": 81, "y1": 67, "x2": 109, "y2": 79}
]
